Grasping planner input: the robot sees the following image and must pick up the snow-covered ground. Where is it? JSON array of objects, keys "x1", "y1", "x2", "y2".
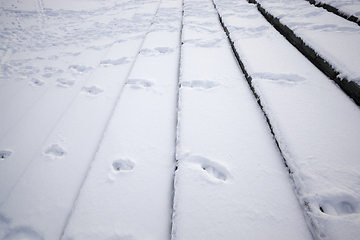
[
  {"x1": 310, "y1": 0, "x2": 360, "y2": 20},
  {"x1": 214, "y1": 0, "x2": 360, "y2": 239},
  {"x1": 62, "y1": 0, "x2": 182, "y2": 239},
  {"x1": 257, "y1": 0, "x2": 360, "y2": 83},
  {"x1": 0, "y1": 0, "x2": 359, "y2": 239},
  {"x1": 171, "y1": 0, "x2": 311, "y2": 239}
]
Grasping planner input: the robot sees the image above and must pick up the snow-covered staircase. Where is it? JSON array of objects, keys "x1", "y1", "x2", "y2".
[{"x1": 0, "y1": 0, "x2": 359, "y2": 239}]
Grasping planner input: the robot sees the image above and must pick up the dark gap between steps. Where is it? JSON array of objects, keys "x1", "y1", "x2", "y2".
[{"x1": 171, "y1": 0, "x2": 185, "y2": 238}]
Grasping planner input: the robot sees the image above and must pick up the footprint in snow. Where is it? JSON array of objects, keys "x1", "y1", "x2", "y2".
[
  {"x1": 44, "y1": 66, "x2": 63, "y2": 74},
  {"x1": 252, "y1": 72, "x2": 307, "y2": 84},
  {"x1": 44, "y1": 144, "x2": 66, "y2": 157},
  {"x1": 9, "y1": 59, "x2": 29, "y2": 67},
  {"x1": 112, "y1": 158, "x2": 135, "y2": 172},
  {"x1": 41, "y1": 73, "x2": 52, "y2": 78},
  {"x1": 0, "y1": 150, "x2": 12, "y2": 160},
  {"x1": 44, "y1": 66, "x2": 54, "y2": 71},
  {"x1": 68, "y1": 65, "x2": 92, "y2": 73},
  {"x1": 126, "y1": 79, "x2": 154, "y2": 89},
  {"x1": 139, "y1": 47, "x2": 173, "y2": 56},
  {"x1": 30, "y1": 78, "x2": 44, "y2": 86},
  {"x1": 155, "y1": 47, "x2": 173, "y2": 54},
  {"x1": 82, "y1": 86, "x2": 103, "y2": 95},
  {"x1": 201, "y1": 164, "x2": 227, "y2": 181},
  {"x1": 182, "y1": 155, "x2": 232, "y2": 181},
  {"x1": 233, "y1": 26, "x2": 270, "y2": 38},
  {"x1": 139, "y1": 48, "x2": 153, "y2": 55},
  {"x1": 303, "y1": 11, "x2": 321, "y2": 18},
  {"x1": 181, "y1": 80, "x2": 219, "y2": 89},
  {"x1": 56, "y1": 78, "x2": 75, "y2": 87},
  {"x1": 311, "y1": 24, "x2": 338, "y2": 32},
  {"x1": 318, "y1": 195, "x2": 360, "y2": 216},
  {"x1": 100, "y1": 57, "x2": 129, "y2": 66},
  {"x1": 195, "y1": 38, "x2": 224, "y2": 48},
  {"x1": 48, "y1": 55, "x2": 59, "y2": 60},
  {"x1": 2, "y1": 227, "x2": 43, "y2": 240},
  {"x1": 243, "y1": 13, "x2": 260, "y2": 19}
]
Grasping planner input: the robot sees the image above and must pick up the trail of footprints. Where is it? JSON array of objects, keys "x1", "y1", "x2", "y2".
[
  {"x1": 24, "y1": 64, "x2": 90, "y2": 88},
  {"x1": 108, "y1": 154, "x2": 229, "y2": 183}
]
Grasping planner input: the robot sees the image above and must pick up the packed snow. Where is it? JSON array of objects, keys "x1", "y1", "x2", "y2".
[{"x1": 0, "y1": 0, "x2": 359, "y2": 239}]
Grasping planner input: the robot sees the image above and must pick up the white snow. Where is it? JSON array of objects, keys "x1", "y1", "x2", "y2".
[
  {"x1": 215, "y1": 0, "x2": 360, "y2": 239},
  {"x1": 171, "y1": 0, "x2": 312, "y2": 239},
  {"x1": 0, "y1": 0, "x2": 168, "y2": 239},
  {"x1": 314, "y1": 0, "x2": 360, "y2": 19},
  {"x1": 256, "y1": 0, "x2": 360, "y2": 83},
  {"x1": 0, "y1": 0, "x2": 359, "y2": 239},
  {"x1": 61, "y1": 0, "x2": 182, "y2": 239}
]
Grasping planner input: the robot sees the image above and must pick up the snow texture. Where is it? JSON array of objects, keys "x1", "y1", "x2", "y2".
[
  {"x1": 256, "y1": 0, "x2": 360, "y2": 83},
  {"x1": 62, "y1": 0, "x2": 182, "y2": 239},
  {"x1": 0, "y1": 0, "x2": 359, "y2": 239},
  {"x1": 215, "y1": 0, "x2": 360, "y2": 239},
  {"x1": 315, "y1": 0, "x2": 360, "y2": 19},
  {"x1": 171, "y1": 0, "x2": 312, "y2": 239}
]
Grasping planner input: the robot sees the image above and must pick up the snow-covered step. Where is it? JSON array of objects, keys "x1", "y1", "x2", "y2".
[
  {"x1": 61, "y1": 0, "x2": 182, "y2": 239},
  {"x1": 214, "y1": 0, "x2": 360, "y2": 239},
  {"x1": 0, "y1": 0, "x2": 129, "y2": 102},
  {"x1": 255, "y1": 0, "x2": 360, "y2": 105},
  {"x1": 0, "y1": 0, "x2": 140, "y2": 110},
  {"x1": 0, "y1": 0, "x2": 150, "y2": 205},
  {"x1": 0, "y1": 1, "x2": 163, "y2": 239},
  {"x1": 171, "y1": 0, "x2": 312, "y2": 239},
  {"x1": 0, "y1": 0, "x2": 137, "y2": 138},
  {"x1": 0, "y1": 47, "x2": 106, "y2": 140},
  {"x1": 305, "y1": 0, "x2": 360, "y2": 25}
]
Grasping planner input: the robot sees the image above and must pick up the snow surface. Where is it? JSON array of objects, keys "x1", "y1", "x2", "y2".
[
  {"x1": 1, "y1": 0, "x2": 171, "y2": 239},
  {"x1": 215, "y1": 0, "x2": 360, "y2": 239},
  {"x1": 171, "y1": 0, "x2": 313, "y2": 239},
  {"x1": 0, "y1": 0, "x2": 359, "y2": 239},
  {"x1": 257, "y1": 0, "x2": 360, "y2": 83},
  {"x1": 314, "y1": 0, "x2": 360, "y2": 18},
  {"x1": 62, "y1": 0, "x2": 182, "y2": 239}
]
